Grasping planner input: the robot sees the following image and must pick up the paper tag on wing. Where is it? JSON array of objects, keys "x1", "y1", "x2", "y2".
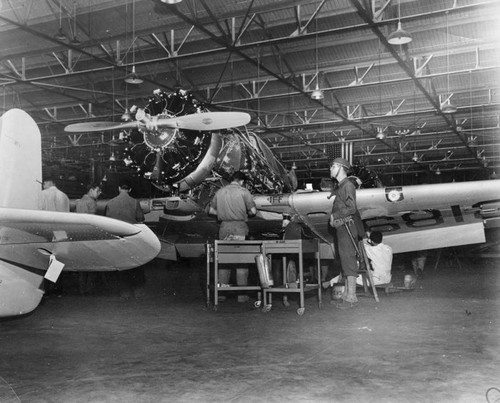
[
  {"x1": 52, "y1": 230, "x2": 68, "y2": 241},
  {"x1": 45, "y1": 255, "x2": 65, "y2": 283}
]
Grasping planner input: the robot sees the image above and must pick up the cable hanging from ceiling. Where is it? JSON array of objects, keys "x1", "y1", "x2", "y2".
[
  {"x1": 54, "y1": 0, "x2": 67, "y2": 41},
  {"x1": 441, "y1": 11, "x2": 457, "y2": 114},
  {"x1": 125, "y1": 0, "x2": 143, "y2": 85},
  {"x1": 311, "y1": 7, "x2": 324, "y2": 100}
]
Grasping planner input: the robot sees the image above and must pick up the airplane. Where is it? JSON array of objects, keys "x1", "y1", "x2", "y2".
[
  {"x1": 0, "y1": 109, "x2": 161, "y2": 318},
  {"x1": 64, "y1": 89, "x2": 500, "y2": 261}
]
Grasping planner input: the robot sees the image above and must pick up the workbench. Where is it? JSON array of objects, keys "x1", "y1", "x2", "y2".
[{"x1": 206, "y1": 239, "x2": 322, "y2": 315}]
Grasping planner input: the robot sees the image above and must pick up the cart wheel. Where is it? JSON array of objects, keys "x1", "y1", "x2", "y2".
[
  {"x1": 254, "y1": 300, "x2": 262, "y2": 308},
  {"x1": 262, "y1": 304, "x2": 272, "y2": 313},
  {"x1": 297, "y1": 307, "x2": 305, "y2": 316}
]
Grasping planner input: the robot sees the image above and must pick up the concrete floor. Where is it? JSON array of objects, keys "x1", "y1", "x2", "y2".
[{"x1": 0, "y1": 253, "x2": 499, "y2": 403}]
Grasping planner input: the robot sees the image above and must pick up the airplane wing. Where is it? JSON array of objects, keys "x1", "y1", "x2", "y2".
[
  {"x1": 255, "y1": 180, "x2": 500, "y2": 254},
  {"x1": 0, "y1": 207, "x2": 161, "y2": 272},
  {"x1": 144, "y1": 179, "x2": 500, "y2": 259}
]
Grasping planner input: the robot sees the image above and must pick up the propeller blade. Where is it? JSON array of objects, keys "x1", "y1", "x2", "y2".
[
  {"x1": 167, "y1": 112, "x2": 251, "y2": 131},
  {"x1": 64, "y1": 121, "x2": 139, "y2": 132},
  {"x1": 64, "y1": 111, "x2": 250, "y2": 133}
]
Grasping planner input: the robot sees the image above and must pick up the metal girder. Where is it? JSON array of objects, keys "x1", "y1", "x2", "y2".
[{"x1": 349, "y1": 0, "x2": 487, "y2": 170}]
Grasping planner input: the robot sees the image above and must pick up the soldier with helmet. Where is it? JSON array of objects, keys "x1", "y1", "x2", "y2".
[{"x1": 329, "y1": 157, "x2": 360, "y2": 307}]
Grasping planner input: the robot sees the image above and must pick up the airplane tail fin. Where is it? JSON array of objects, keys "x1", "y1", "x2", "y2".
[{"x1": 0, "y1": 109, "x2": 42, "y2": 209}]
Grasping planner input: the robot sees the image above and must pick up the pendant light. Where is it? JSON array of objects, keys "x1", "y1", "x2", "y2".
[
  {"x1": 70, "y1": 1, "x2": 81, "y2": 46},
  {"x1": 441, "y1": 11, "x2": 457, "y2": 114},
  {"x1": 54, "y1": 1, "x2": 67, "y2": 41},
  {"x1": 125, "y1": 0, "x2": 143, "y2": 85},
  {"x1": 387, "y1": 0, "x2": 412, "y2": 45},
  {"x1": 310, "y1": 13, "x2": 324, "y2": 100}
]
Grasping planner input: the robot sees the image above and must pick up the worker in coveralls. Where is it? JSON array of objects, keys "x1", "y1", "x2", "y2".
[{"x1": 329, "y1": 157, "x2": 360, "y2": 308}]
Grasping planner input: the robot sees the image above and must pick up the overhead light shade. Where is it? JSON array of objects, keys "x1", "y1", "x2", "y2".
[
  {"x1": 311, "y1": 84, "x2": 324, "y2": 100},
  {"x1": 121, "y1": 110, "x2": 132, "y2": 121},
  {"x1": 441, "y1": 102, "x2": 458, "y2": 114},
  {"x1": 54, "y1": 28, "x2": 67, "y2": 41},
  {"x1": 387, "y1": 21, "x2": 412, "y2": 45},
  {"x1": 161, "y1": 0, "x2": 183, "y2": 3},
  {"x1": 124, "y1": 66, "x2": 143, "y2": 85},
  {"x1": 70, "y1": 36, "x2": 81, "y2": 46}
]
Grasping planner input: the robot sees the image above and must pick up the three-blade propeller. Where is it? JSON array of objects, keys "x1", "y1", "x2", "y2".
[{"x1": 64, "y1": 111, "x2": 251, "y2": 133}]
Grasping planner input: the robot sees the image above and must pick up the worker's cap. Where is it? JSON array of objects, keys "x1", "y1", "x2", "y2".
[{"x1": 331, "y1": 157, "x2": 351, "y2": 170}]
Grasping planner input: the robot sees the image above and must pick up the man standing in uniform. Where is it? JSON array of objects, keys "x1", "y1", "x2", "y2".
[
  {"x1": 39, "y1": 177, "x2": 70, "y2": 212},
  {"x1": 329, "y1": 157, "x2": 360, "y2": 307},
  {"x1": 105, "y1": 181, "x2": 146, "y2": 299},
  {"x1": 76, "y1": 183, "x2": 102, "y2": 214},
  {"x1": 209, "y1": 171, "x2": 257, "y2": 302},
  {"x1": 76, "y1": 183, "x2": 104, "y2": 295}
]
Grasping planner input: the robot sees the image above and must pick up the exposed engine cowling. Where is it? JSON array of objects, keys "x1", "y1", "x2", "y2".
[{"x1": 124, "y1": 89, "x2": 294, "y2": 194}]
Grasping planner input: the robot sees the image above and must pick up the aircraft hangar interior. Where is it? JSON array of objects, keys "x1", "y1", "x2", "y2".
[{"x1": 0, "y1": 1, "x2": 499, "y2": 402}]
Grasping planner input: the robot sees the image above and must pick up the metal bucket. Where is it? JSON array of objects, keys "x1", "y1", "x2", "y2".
[
  {"x1": 404, "y1": 274, "x2": 416, "y2": 289},
  {"x1": 255, "y1": 254, "x2": 273, "y2": 288},
  {"x1": 333, "y1": 284, "x2": 345, "y2": 300}
]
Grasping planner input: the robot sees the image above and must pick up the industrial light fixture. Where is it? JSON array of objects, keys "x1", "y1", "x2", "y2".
[
  {"x1": 121, "y1": 109, "x2": 132, "y2": 121},
  {"x1": 70, "y1": 1, "x2": 81, "y2": 46},
  {"x1": 54, "y1": 1, "x2": 67, "y2": 41},
  {"x1": 70, "y1": 36, "x2": 81, "y2": 46},
  {"x1": 292, "y1": 161, "x2": 297, "y2": 170},
  {"x1": 310, "y1": 11, "x2": 324, "y2": 100},
  {"x1": 375, "y1": 127, "x2": 385, "y2": 140},
  {"x1": 441, "y1": 102, "x2": 458, "y2": 115},
  {"x1": 387, "y1": 0, "x2": 412, "y2": 45},
  {"x1": 161, "y1": 0, "x2": 183, "y2": 3},
  {"x1": 125, "y1": 0, "x2": 143, "y2": 85},
  {"x1": 125, "y1": 66, "x2": 143, "y2": 85},
  {"x1": 441, "y1": 11, "x2": 457, "y2": 114},
  {"x1": 412, "y1": 152, "x2": 419, "y2": 162},
  {"x1": 311, "y1": 84, "x2": 324, "y2": 100}
]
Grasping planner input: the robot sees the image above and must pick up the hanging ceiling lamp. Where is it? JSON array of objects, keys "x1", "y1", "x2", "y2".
[
  {"x1": 125, "y1": 0, "x2": 143, "y2": 85},
  {"x1": 125, "y1": 66, "x2": 143, "y2": 84},
  {"x1": 54, "y1": 1, "x2": 67, "y2": 41},
  {"x1": 311, "y1": 83, "x2": 324, "y2": 100},
  {"x1": 161, "y1": 0, "x2": 183, "y2": 3},
  {"x1": 441, "y1": 11, "x2": 457, "y2": 114},
  {"x1": 70, "y1": 1, "x2": 81, "y2": 46},
  {"x1": 387, "y1": 0, "x2": 412, "y2": 45},
  {"x1": 310, "y1": 10, "x2": 324, "y2": 100}
]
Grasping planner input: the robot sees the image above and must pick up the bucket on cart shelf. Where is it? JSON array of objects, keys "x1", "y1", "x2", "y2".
[{"x1": 255, "y1": 254, "x2": 274, "y2": 288}]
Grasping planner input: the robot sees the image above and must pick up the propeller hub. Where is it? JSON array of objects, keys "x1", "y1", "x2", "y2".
[{"x1": 142, "y1": 127, "x2": 179, "y2": 151}]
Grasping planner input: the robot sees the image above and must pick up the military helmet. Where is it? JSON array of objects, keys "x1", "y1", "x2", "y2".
[{"x1": 332, "y1": 157, "x2": 351, "y2": 170}]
